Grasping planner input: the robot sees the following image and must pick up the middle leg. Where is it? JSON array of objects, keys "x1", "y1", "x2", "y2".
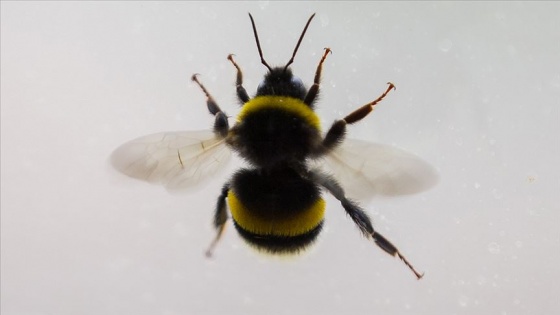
[{"x1": 321, "y1": 82, "x2": 396, "y2": 152}]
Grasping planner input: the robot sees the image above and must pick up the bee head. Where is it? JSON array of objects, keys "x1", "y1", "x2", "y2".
[
  {"x1": 256, "y1": 67, "x2": 306, "y2": 100},
  {"x1": 249, "y1": 13, "x2": 315, "y2": 101}
]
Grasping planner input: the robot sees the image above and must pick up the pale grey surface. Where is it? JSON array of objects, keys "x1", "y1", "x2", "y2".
[{"x1": 2, "y1": 2, "x2": 559, "y2": 314}]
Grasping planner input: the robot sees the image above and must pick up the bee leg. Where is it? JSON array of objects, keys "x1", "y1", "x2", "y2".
[
  {"x1": 205, "y1": 183, "x2": 230, "y2": 258},
  {"x1": 343, "y1": 82, "x2": 396, "y2": 124},
  {"x1": 227, "y1": 54, "x2": 250, "y2": 104},
  {"x1": 304, "y1": 48, "x2": 332, "y2": 107},
  {"x1": 320, "y1": 83, "x2": 396, "y2": 152},
  {"x1": 308, "y1": 170, "x2": 424, "y2": 280},
  {"x1": 191, "y1": 74, "x2": 230, "y2": 138}
]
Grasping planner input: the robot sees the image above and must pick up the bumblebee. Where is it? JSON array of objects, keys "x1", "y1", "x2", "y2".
[{"x1": 111, "y1": 14, "x2": 437, "y2": 279}]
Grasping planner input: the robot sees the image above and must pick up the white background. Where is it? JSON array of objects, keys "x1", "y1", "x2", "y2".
[{"x1": 2, "y1": 2, "x2": 559, "y2": 315}]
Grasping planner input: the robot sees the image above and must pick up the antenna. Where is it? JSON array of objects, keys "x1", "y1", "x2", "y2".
[
  {"x1": 248, "y1": 13, "x2": 272, "y2": 72},
  {"x1": 284, "y1": 13, "x2": 316, "y2": 71},
  {"x1": 248, "y1": 13, "x2": 316, "y2": 72}
]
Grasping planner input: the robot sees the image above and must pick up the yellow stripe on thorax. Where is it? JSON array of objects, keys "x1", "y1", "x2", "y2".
[
  {"x1": 228, "y1": 190, "x2": 325, "y2": 237},
  {"x1": 236, "y1": 96, "x2": 321, "y2": 131}
]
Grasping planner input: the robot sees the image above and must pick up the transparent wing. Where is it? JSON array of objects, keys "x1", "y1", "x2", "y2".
[
  {"x1": 313, "y1": 138, "x2": 438, "y2": 200},
  {"x1": 111, "y1": 130, "x2": 231, "y2": 191}
]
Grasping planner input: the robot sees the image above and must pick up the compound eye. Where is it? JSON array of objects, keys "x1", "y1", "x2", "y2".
[
  {"x1": 257, "y1": 80, "x2": 266, "y2": 91},
  {"x1": 291, "y1": 76, "x2": 304, "y2": 88}
]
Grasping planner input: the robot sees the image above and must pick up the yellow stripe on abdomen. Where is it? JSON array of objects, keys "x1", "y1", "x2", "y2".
[{"x1": 228, "y1": 190, "x2": 325, "y2": 237}]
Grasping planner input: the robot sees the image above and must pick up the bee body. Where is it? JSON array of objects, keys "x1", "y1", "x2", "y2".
[{"x1": 111, "y1": 13, "x2": 437, "y2": 279}]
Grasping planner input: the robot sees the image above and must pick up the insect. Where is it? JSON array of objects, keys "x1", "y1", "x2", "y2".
[{"x1": 111, "y1": 13, "x2": 437, "y2": 279}]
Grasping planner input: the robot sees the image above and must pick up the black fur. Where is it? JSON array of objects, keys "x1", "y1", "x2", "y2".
[
  {"x1": 234, "y1": 220, "x2": 323, "y2": 254},
  {"x1": 231, "y1": 108, "x2": 321, "y2": 168},
  {"x1": 255, "y1": 68, "x2": 307, "y2": 100},
  {"x1": 231, "y1": 167, "x2": 321, "y2": 217}
]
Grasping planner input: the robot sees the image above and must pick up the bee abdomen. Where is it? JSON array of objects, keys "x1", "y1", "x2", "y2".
[{"x1": 228, "y1": 168, "x2": 325, "y2": 254}]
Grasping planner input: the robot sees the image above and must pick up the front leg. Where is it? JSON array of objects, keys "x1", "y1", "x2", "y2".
[
  {"x1": 304, "y1": 48, "x2": 332, "y2": 107},
  {"x1": 227, "y1": 54, "x2": 250, "y2": 104},
  {"x1": 321, "y1": 82, "x2": 396, "y2": 152},
  {"x1": 191, "y1": 74, "x2": 230, "y2": 138}
]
